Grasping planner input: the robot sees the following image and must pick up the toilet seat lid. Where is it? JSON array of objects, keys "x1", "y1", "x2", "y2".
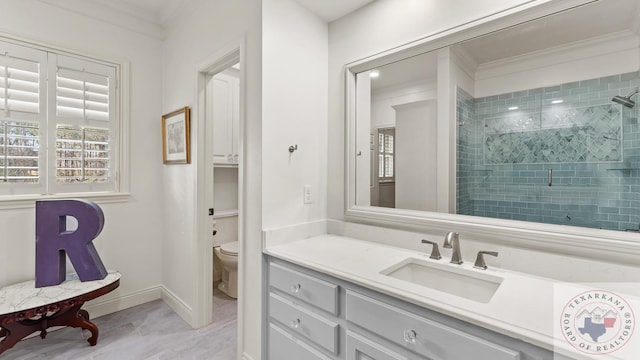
[{"x1": 220, "y1": 241, "x2": 239, "y2": 256}]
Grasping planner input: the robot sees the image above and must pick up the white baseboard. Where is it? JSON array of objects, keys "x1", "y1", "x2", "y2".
[
  {"x1": 20, "y1": 286, "x2": 162, "y2": 341},
  {"x1": 84, "y1": 285, "x2": 162, "y2": 319},
  {"x1": 242, "y1": 353, "x2": 256, "y2": 360},
  {"x1": 83, "y1": 284, "x2": 194, "y2": 327},
  {"x1": 160, "y1": 285, "x2": 194, "y2": 326},
  {"x1": 24, "y1": 285, "x2": 195, "y2": 341}
]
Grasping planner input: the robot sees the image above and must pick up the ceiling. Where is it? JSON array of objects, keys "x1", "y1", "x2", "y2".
[
  {"x1": 367, "y1": 0, "x2": 640, "y2": 91},
  {"x1": 80, "y1": 0, "x2": 375, "y2": 27},
  {"x1": 59, "y1": 0, "x2": 375, "y2": 40},
  {"x1": 293, "y1": 0, "x2": 375, "y2": 22},
  {"x1": 84, "y1": 0, "x2": 190, "y2": 25},
  {"x1": 457, "y1": 0, "x2": 640, "y2": 65},
  {"x1": 372, "y1": 52, "x2": 438, "y2": 91}
]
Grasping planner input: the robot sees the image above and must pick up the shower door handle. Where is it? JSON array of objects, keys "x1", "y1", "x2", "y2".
[{"x1": 548, "y1": 169, "x2": 552, "y2": 187}]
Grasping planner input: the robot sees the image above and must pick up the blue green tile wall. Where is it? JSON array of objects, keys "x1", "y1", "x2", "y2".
[{"x1": 456, "y1": 72, "x2": 640, "y2": 231}]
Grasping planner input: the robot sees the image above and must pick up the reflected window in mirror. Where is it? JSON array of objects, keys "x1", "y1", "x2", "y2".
[
  {"x1": 373, "y1": 128, "x2": 395, "y2": 208},
  {"x1": 378, "y1": 128, "x2": 394, "y2": 180}
]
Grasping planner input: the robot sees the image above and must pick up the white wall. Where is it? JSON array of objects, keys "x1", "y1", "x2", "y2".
[
  {"x1": 212, "y1": 215, "x2": 239, "y2": 247},
  {"x1": 160, "y1": 0, "x2": 262, "y2": 358},
  {"x1": 370, "y1": 81, "x2": 437, "y2": 209},
  {"x1": 371, "y1": 80, "x2": 437, "y2": 129},
  {"x1": 328, "y1": 0, "x2": 553, "y2": 220},
  {"x1": 262, "y1": 0, "x2": 328, "y2": 230},
  {"x1": 214, "y1": 168, "x2": 239, "y2": 211},
  {"x1": 394, "y1": 100, "x2": 437, "y2": 211},
  {"x1": 0, "y1": 0, "x2": 163, "y2": 312},
  {"x1": 354, "y1": 71, "x2": 372, "y2": 206}
]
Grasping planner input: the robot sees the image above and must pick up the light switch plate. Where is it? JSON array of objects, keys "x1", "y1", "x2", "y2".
[{"x1": 304, "y1": 185, "x2": 313, "y2": 204}]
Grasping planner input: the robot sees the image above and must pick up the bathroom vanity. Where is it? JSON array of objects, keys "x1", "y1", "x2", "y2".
[
  {"x1": 263, "y1": 1, "x2": 640, "y2": 359},
  {"x1": 262, "y1": 234, "x2": 604, "y2": 360}
]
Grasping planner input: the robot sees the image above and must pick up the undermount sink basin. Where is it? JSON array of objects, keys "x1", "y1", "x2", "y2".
[{"x1": 380, "y1": 258, "x2": 503, "y2": 303}]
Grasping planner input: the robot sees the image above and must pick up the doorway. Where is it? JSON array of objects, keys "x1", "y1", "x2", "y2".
[
  {"x1": 208, "y1": 61, "x2": 240, "y2": 325},
  {"x1": 193, "y1": 43, "x2": 244, "y2": 358}
]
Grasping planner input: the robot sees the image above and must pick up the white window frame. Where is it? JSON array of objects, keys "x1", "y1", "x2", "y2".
[
  {"x1": 377, "y1": 127, "x2": 395, "y2": 182},
  {"x1": 0, "y1": 34, "x2": 130, "y2": 209},
  {"x1": 0, "y1": 41, "x2": 47, "y2": 196}
]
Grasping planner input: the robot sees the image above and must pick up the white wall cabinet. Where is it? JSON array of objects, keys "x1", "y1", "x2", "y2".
[
  {"x1": 209, "y1": 70, "x2": 239, "y2": 166},
  {"x1": 266, "y1": 256, "x2": 571, "y2": 360}
]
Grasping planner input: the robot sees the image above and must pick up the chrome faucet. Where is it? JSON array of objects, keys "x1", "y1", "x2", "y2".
[
  {"x1": 421, "y1": 239, "x2": 441, "y2": 260},
  {"x1": 474, "y1": 251, "x2": 498, "y2": 270},
  {"x1": 443, "y1": 232, "x2": 463, "y2": 264}
]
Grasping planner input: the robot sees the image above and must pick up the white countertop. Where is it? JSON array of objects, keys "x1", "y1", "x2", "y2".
[
  {"x1": 264, "y1": 234, "x2": 640, "y2": 360},
  {"x1": 0, "y1": 271, "x2": 121, "y2": 315}
]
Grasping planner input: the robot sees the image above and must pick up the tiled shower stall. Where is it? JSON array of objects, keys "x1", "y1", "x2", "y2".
[{"x1": 456, "y1": 72, "x2": 640, "y2": 231}]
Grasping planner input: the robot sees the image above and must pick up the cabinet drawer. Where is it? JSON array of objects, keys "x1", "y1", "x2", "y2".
[
  {"x1": 270, "y1": 292, "x2": 339, "y2": 354},
  {"x1": 347, "y1": 331, "x2": 408, "y2": 360},
  {"x1": 346, "y1": 291, "x2": 520, "y2": 360},
  {"x1": 269, "y1": 262, "x2": 339, "y2": 315},
  {"x1": 269, "y1": 324, "x2": 333, "y2": 360}
]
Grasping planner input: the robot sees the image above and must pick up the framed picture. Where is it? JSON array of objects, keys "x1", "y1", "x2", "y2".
[{"x1": 162, "y1": 106, "x2": 191, "y2": 164}]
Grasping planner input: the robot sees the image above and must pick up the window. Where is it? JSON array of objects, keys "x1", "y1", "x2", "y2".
[
  {"x1": 56, "y1": 126, "x2": 110, "y2": 183},
  {"x1": 377, "y1": 128, "x2": 394, "y2": 181},
  {"x1": 0, "y1": 121, "x2": 39, "y2": 183},
  {"x1": 0, "y1": 38, "x2": 120, "y2": 197}
]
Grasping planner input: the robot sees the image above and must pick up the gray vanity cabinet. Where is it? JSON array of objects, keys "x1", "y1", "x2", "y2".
[
  {"x1": 269, "y1": 262, "x2": 339, "y2": 315},
  {"x1": 346, "y1": 331, "x2": 408, "y2": 360},
  {"x1": 270, "y1": 292, "x2": 339, "y2": 354},
  {"x1": 269, "y1": 324, "x2": 333, "y2": 360},
  {"x1": 266, "y1": 257, "x2": 563, "y2": 360},
  {"x1": 267, "y1": 261, "x2": 341, "y2": 359},
  {"x1": 346, "y1": 291, "x2": 519, "y2": 360}
]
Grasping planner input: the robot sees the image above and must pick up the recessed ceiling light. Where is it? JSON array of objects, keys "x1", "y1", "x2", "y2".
[
  {"x1": 551, "y1": 99, "x2": 564, "y2": 104},
  {"x1": 508, "y1": 106, "x2": 519, "y2": 111},
  {"x1": 369, "y1": 70, "x2": 380, "y2": 79}
]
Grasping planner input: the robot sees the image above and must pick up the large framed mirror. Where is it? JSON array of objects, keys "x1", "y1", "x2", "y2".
[{"x1": 346, "y1": 0, "x2": 640, "y2": 240}]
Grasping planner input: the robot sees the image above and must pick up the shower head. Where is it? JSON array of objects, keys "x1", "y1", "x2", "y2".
[{"x1": 612, "y1": 89, "x2": 639, "y2": 109}]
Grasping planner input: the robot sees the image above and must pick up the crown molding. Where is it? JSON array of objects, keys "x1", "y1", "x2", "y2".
[
  {"x1": 475, "y1": 30, "x2": 639, "y2": 81},
  {"x1": 450, "y1": 45, "x2": 479, "y2": 82},
  {"x1": 37, "y1": 0, "x2": 164, "y2": 40}
]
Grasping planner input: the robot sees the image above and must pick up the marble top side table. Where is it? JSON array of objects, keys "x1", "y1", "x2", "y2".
[{"x1": 0, "y1": 271, "x2": 121, "y2": 355}]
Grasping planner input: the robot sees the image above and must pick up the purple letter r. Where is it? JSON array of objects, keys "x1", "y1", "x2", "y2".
[{"x1": 35, "y1": 199, "x2": 108, "y2": 287}]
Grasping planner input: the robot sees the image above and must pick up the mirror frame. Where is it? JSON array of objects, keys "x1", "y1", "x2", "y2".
[{"x1": 344, "y1": 0, "x2": 640, "y2": 265}]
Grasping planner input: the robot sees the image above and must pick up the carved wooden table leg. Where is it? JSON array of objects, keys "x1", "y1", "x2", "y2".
[
  {"x1": 0, "y1": 275, "x2": 119, "y2": 356},
  {"x1": 0, "y1": 304, "x2": 100, "y2": 355},
  {"x1": 0, "y1": 321, "x2": 42, "y2": 354},
  {"x1": 46, "y1": 304, "x2": 99, "y2": 346}
]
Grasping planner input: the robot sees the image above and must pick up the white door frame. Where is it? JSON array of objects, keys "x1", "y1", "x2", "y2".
[{"x1": 193, "y1": 37, "x2": 245, "y2": 340}]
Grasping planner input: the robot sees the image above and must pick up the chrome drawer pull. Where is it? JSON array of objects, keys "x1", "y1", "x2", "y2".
[
  {"x1": 291, "y1": 284, "x2": 302, "y2": 293},
  {"x1": 290, "y1": 318, "x2": 301, "y2": 329},
  {"x1": 404, "y1": 329, "x2": 417, "y2": 344}
]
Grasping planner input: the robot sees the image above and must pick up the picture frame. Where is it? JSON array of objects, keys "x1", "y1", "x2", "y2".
[{"x1": 161, "y1": 106, "x2": 191, "y2": 164}]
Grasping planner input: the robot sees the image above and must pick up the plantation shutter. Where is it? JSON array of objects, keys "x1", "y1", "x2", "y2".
[
  {"x1": 0, "y1": 43, "x2": 45, "y2": 118},
  {"x1": 50, "y1": 54, "x2": 117, "y2": 191},
  {"x1": 0, "y1": 41, "x2": 46, "y2": 191},
  {"x1": 56, "y1": 68, "x2": 110, "y2": 122}
]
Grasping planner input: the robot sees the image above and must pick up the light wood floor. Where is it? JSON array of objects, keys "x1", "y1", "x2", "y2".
[{"x1": 4, "y1": 289, "x2": 238, "y2": 360}]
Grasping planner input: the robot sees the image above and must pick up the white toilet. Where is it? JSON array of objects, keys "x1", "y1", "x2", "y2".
[{"x1": 214, "y1": 241, "x2": 239, "y2": 298}]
